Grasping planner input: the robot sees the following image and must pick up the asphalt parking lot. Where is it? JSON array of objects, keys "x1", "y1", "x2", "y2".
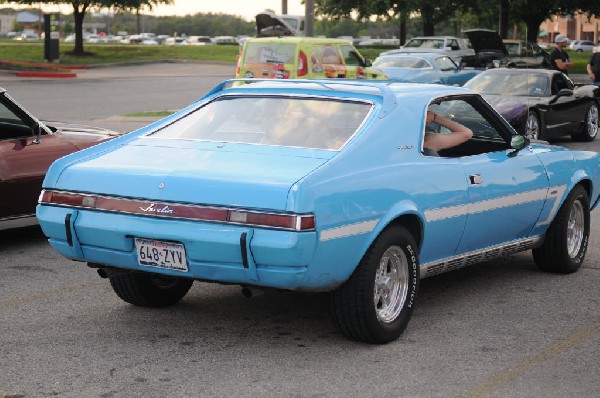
[{"x1": 0, "y1": 63, "x2": 599, "y2": 397}]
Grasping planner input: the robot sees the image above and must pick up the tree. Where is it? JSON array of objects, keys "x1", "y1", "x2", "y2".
[
  {"x1": 112, "y1": 0, "x2": 172, "y2": 34},
  {"x1": 6, "y1": 0, "x2": 115, "y2": 55}
]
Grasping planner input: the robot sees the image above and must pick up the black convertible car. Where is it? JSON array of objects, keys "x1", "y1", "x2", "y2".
[{"x1": 464, "y1": 68, "x2": 599, "y2": 142}]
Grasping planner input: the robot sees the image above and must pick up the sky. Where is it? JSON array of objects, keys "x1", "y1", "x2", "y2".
[{"x1": 1, "y1": 1, "x2": 306, "y2": 22}]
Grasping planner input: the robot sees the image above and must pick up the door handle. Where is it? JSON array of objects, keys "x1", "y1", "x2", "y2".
[{"x1": 469, "y1": 174, "x2": 483, "y2": 185}]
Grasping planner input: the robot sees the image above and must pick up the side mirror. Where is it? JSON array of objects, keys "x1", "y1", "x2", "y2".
[
  {"x1": 364, "y1": 59, "x2": 372, "y2": 67},
  {"x1": 549, "y1": 88, "x2": 573, "y2": 104},
  {"x1": 511, "y1": 135, "x2": 530, "y2": 150},
  {"x1": 556, "y1": 88, "x2": 573, "y2": 98}
]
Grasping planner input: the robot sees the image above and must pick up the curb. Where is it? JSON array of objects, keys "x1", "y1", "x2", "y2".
[{"x1": 16, "y1": 70, "x2": 77, "y2": 78}]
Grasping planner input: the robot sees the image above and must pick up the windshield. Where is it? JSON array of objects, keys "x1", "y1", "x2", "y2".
[
  {"x1": 432, "y1": 56, "x2": 457, "y2": 71},
  {"x1": 151, "y1": 96, "x2": 372, "y2": 150},
  {"x1": 464, "y1": 73, "x2": 548, "y2": 96},
  {"x1": 373, "y1": 56, "x2": 431, "y2": 69},
  {"x1": 404, "y1": 38, "x2": 445, "y2": 49}
]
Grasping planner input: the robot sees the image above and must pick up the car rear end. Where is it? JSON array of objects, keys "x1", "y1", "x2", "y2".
[
  {"x1": 37, "y1": 87, "x2": 376, "y2": 291},
  {"x1": 236, "y1": 39, "x2": 305, "y2": 79}
]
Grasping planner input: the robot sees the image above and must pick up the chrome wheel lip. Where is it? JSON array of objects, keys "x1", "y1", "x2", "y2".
[
  {"x1": 525, "y1": 113, "x2": 540, "y2": 140},
  {"x1": 567, "y1": 200, "x2": 585, "y2": 258},
  {"x1": 374, "y1": 246, "x2": 409, "y2": 323},
  {"x1": 587, "y1": 105, "x2": 599, "y2": 138}
]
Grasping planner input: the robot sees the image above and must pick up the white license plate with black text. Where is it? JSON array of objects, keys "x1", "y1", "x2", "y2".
[{"x1": 134, "y1": 238, "x2": 188, "y2": 272}]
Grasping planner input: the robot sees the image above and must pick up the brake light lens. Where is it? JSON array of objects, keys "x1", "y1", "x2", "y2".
[
  {"x1": 298, "y1": 50, "x2": 308, "y2": 76},
  {"x1": 39, "y1": 190, "x2": 315, "y2": 231}
]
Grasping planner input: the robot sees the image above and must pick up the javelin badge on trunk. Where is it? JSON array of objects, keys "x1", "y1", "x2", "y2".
[{"x1": 139, "y1": 203, "x2": 175, "y2": 214}]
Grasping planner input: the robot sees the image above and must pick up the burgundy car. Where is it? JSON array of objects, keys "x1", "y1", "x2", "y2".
[{"x1": 0, "y1": 88, "x2": 119, "y2": 230}]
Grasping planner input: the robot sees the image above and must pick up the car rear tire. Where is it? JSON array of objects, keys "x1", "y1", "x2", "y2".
[
  {"x1": 109, "y1": 272, "x2": 193, "y2": 307},
  {"x1": 532, "y1": 185, "x2": 590, "y2": 274},
  {"x1": 525, "y1": 111, "x2": 541, "y2": 140},
  {"x1": 572, "y1": 103, "x2": 598, "y2": 142},
  {"x1": 330, "y1": 226, "x2": 419, "y2": 344}
]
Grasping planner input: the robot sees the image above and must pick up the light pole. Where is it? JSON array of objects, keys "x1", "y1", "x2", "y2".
[{"x1": 282, "y1": 0, "x2": 287, "y2": 14}]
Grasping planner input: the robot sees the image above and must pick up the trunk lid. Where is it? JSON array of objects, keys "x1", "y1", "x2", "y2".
[{"x1": 52, "y1": 138, "x2": 332, "y2": 211}]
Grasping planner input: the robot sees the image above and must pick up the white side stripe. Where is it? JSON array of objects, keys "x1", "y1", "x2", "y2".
[
  {"x1": 320, "y1": 219, "x2": 379, "y2": 242},
  {"x1": 536, "y1": 184, "x2": 567, "y2": 226},
  {"x1": 425, "y1": 186, "x2": 562, "y2": 222}
]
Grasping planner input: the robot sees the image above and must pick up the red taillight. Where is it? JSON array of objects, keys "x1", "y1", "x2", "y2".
[
  {"x1": 298, "y1": 50, "x2": 308, "y2": 77},
  {"x1": 39, "y1": 190, "x2": 316, "y2": 231},
  {"x1": 357, "y1": 67, "x2": 366, "y2": 79},
  {"x1": 39, "y1": 190, "x2": 96, "y2": 207}
]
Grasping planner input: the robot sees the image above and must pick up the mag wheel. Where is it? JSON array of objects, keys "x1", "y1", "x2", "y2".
[
  {"x1": 533, "y1": 185, "x2": 590, "y2": 273},
  {"x1": 525, "y1": 111, "x2": 541, "y2": 140},
  {"x1": 572, "y1": 103, "x2": 598, "y2": 142},
  {"x1": 109, "y1": 272, "x2": 193, "y2": 307},
  {"x1": 330, "y1": 226, "x2": 419, "y2": 344}
]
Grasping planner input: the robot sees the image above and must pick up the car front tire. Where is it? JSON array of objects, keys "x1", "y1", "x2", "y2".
[
  {"x1": 330, "y1": 226, "x2": 419, "y2": 344},
  {"x1": 572, "y1": 103, "x2": 598, "y2": 142},
  {"x1": 109, "y1": 272, "x2": 193, "y2": 307},
  {"x1": 533, "y1": 185, "x2": 590, "y2": 273},
  {"x1": 525, "y1": 111, "x2": 541, "y2": 140}
]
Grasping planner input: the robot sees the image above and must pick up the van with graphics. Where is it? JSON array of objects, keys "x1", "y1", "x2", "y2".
[{"x1": 236, "y1": 37, "x2": 386, "y2": 80}]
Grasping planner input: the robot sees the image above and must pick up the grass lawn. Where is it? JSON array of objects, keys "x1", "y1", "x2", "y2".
[{"x1": 0, "y1": 41, "x2": 593, "y2": 74}]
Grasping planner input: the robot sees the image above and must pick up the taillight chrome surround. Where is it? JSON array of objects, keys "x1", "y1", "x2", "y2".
[{"x1": 39, "y1": 190, "x2": 316, "y2": 232}]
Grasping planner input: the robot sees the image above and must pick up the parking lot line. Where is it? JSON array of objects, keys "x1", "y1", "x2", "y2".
[{"x1": 458, "y1": 319, "x2": 600, "y2": 398}]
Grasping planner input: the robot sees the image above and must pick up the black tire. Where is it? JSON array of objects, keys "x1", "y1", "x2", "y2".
[
  {"x1": 533, "y1": 185, "x2": 590, "y2": 273},
  {"x1": 109, "y1": 272, "x2": 193, "y2": 307},
  {"x1": 525, "y1": 111, "x2": 541, "y2": 140},
  {"x1": 572, "y1": 103, "x2": 598, "y2": 142},
  {"x1": 330, "y1": 226, "x2": 419, "y2": 344}
]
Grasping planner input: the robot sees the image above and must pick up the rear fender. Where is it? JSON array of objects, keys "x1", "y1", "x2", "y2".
[{"x1": 357, "y1": 200, "x2": 424, "y2": 261}]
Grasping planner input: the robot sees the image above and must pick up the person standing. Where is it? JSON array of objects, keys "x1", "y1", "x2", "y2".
[
  {"x1": 587, "y1": 50, "x2": 600, "y2": 86},
  {"x1": 550, "y1": 35, "x2": 574, "y2": 75}
]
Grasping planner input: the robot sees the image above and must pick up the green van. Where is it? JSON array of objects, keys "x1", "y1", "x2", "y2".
[{"x1": 236, "y1": 37, "x2": 386, "y2": 80}]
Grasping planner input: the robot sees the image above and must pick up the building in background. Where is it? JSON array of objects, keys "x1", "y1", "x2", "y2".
[{"x1": 541, "y1": 12, "x2": 600, "y2": 44}]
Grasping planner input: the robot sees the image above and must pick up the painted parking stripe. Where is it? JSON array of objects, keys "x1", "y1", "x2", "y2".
[{"x1": 320, "y1": 219, "x2": 379, "y2": 242}]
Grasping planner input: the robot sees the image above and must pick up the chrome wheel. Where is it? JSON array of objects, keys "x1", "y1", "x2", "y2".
[
  {"x1": 525, "y1": 112, "x2": 540, "y2": 140},
  {"x1": 586, "y1": 105, "x2": 598, "y2": 139},
  {"x1": 567, "y1": 200, "x2": 585, "y2": 258},
  {"x1": 374, "y1": 246, "x2": 409, "y2": 323}
]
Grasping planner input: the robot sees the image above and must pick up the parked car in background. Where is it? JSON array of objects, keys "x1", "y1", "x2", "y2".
[
  {"x1": 0, "y1": 88, "x2": 119, "y2": 231},
  {"x1": 373, "y1": 52, "x2": 480, "y2": 86},
  {"x1": 569, "y1": 40, "x2": 595, "y2": 52},
  {"x1": 183, "y1": 36, "x2": 213, "y2": 45},
  {"x1": 382, "y1": 36, "x2": 474, "y2": 64},
  {"x1": 164, "y1": 37, "x2": 185, "y2": 45},
  {"x1": 464, "y1": 68, "x2": 599, "y2": 141},
  {"x1": 461, "y1": 29, "x2": 551, "y2": 69},
  {"x1": 37, "y1": 79, "x2": 600, "y2": 344},
  {"x1": 213, "y1": 36, "x2": 238, "y2": 45},
  {"x1": 236, "y1": 37, "x2": 386, "y2": 79}
]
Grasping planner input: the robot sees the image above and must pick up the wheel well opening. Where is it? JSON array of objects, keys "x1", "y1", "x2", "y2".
[
  {"x1": 578, "y1": 179, "x2": 592, "y2": 201},
  {"x1": 387, "y1": 214, "x2": 423, "y2": 251}
]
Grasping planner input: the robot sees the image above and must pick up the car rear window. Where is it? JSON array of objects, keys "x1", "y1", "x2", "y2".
[
  {"x1": 243, "y1": 43, "x2": 297, "y2": 65},
  {"x1": 150, "y1": 96, "x2": 372, "y2": 150},
  {"x1": 374, "y1": 57, "x2": 431, "y2": 69}
]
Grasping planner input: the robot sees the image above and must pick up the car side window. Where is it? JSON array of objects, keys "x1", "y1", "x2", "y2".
[
  {"x1": 425, "y1": 98, "x2": 511, "y2": 158},
  {"x1": 449, "y1": 39, "x2": 460, "y2": 50},
  {"x1": 0, "y1": 98, "x2": 33, "y2": 140},
  {"x1": 551, "y1": 74, "x2": 571, "y2": 94},
  {"x1": 340, "y1": 45, "x2": 362, "y2": 66}
]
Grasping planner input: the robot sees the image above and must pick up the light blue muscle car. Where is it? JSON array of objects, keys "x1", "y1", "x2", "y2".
[{"x1": 37, "y1": 79, "x2": 600, "y2": 344}]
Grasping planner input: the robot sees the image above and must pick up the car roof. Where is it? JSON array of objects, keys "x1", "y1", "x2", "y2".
[
  {"x1": 207, "y1": 79, "x2": 471, "y2": 118},
  {"x1": 378, "y1": 52, "x2": 447, "y2": 59},
  {"x1": 244, "y1": 37, "x2": 353, "y2": 45}
]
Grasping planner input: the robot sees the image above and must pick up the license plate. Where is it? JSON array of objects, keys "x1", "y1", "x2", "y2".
[{"x1": 134, "y1": 238, "x2": 188, "y2": 272}]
